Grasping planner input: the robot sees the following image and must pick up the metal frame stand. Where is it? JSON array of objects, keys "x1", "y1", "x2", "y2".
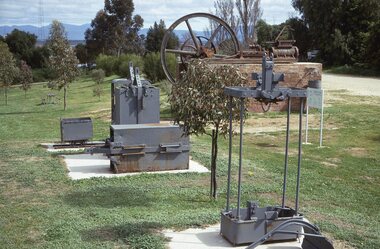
[
  {"x1": 220, "y1": 56, "x2": 333, "y2": 248},
  {"x1": 221, "y1": 90, "x2": 306, "y2": 245}
]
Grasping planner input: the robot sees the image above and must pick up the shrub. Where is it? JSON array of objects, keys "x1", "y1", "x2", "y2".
[
  {"x1": 143, "y1": 52, "x2": 176, "y2": 82},
  {"x1": 91, "y1": 69, "x2": 105, "y2": 84},
  {"x1": 117, "y1": 54, "x2": 144, "y2": 78},
  {"x1": 95, "y1": 54, "x2": 118, "y2": 76},
  {"x1": 32, "y1": 67, "x2": 56, "y2": 82}
]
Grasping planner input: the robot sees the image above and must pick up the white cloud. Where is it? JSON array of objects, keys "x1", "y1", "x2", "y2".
[{"x1": 0, "y1": 0, "x2": 296, "y2": 27}]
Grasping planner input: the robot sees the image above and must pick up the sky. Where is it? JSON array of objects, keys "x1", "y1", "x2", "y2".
[{"x1": 0, "y1": 0, "x2": 297, "y2": 28}]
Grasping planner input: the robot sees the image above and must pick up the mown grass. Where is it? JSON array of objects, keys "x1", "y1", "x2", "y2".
[{"x1": 0, "y1": 76, "x2": 379, "y2": 248}]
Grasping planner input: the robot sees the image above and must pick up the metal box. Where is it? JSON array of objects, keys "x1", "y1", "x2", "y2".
[
  {"x1": 110, "y1": 124, "x2": 189, "y2": 173},
  {"x1": 111, "y1": 79, "x2": 160, "y2": 125},
  {"x1": 60, "y1": 117, "x2": 93, "y2": 143},
  {"x1": 220, "y1": 205, "x2": 301, "y2": 245}
]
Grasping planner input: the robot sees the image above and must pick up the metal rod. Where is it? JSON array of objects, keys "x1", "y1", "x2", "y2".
[
  {"x1": 305, "y1": 104, "x2": 309, "y2": 144},
  {"x1": 295, "y1": 98, "x2": 303, "y2": 215},
  {"x1": 236, "y1": 97, "x2": 244, "y2": 220},
  {"x1": 282, "y1": 97, "x2": 291, "y2": 208},
  {"x1": 319, "y1": 89, "x2": 324, "y2": 147},
  {"x1": 226, "y1": 96, "x2": 233, "y2": 212},
  {"x1": 185, "y1": 20, "x2": 200, "y2": 51}
]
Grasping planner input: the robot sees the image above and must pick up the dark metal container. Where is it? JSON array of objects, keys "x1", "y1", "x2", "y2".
[{"x1": 60, "y1": 117, "x2": 93, "y2": 143}]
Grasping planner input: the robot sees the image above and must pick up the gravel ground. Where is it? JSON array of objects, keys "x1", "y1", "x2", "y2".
[{"x1": 322, "y1": 73, "x2": 380, "y2": 96}]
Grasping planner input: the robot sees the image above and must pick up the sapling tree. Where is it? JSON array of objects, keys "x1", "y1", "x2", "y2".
[
  {"x1": 91, "y1": 69, "x2": 105, "y2": 100},
  {"x1": 47, "y1": 20, "x2": 80, "y2": 110},
  {"x1": 0, "y1": 41, "x2": 18, "y2": 105},
  {"x1": 19, "y1": 60, "x2": 33, "y2": 98},
  {"x1": 170, "y1": 59, "x2": 247, "y2": 198}
]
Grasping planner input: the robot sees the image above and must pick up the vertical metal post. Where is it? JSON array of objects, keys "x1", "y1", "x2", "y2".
[
  {"x1": 226, "y1": 96, "x2": 233, "y2": 212},
  {"x1": 236, "y1": 97, "x2": 244, "y2": 220},
  {"x1": 295, "y1": 98, "x2": 303, "y2": 215},
  {"x1": 319, "y1": 89, "x2": 324, "y2": 147},
  {"x1": 305, "y1": 104, "x2": 309, "y2": 144},
  {"x1": 282, "y1": 97, "x2": 291, "y2": 208}
]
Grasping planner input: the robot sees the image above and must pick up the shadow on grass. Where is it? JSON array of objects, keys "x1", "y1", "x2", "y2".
[
  {"x1": 0, "y1": 111, "x2": 44, "y2": 115},
  {"x1": 81, "y1": 221, "x2": 167, "y2": 246},
  {"x1": 255, "y1": 142, "x2": 279, "y2": 148},
  {"x1": 64, "y1": 186, "x2": 154, "y2": 208}
]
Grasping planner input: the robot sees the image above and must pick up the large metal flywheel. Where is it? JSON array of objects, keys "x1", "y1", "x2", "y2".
[{"x1": 160, "y1": 13, "x2": 240, "y2": 83}]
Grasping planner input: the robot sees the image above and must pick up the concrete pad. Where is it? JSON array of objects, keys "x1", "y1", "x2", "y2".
[
  {"x1": 164, "y1": 224, "x2": 303, "y2": 249},
  {"x1": 61, "y1": 153, "x2": 208, "y2": 180}
]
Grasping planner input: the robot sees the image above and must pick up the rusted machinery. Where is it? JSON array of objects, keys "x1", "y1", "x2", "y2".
[
  {"x1": 160, "y1": 13, "x2": 299, "y2": 84},
  {"x1": 161, "y1": 13, "x2": 331, "y2": 248}
]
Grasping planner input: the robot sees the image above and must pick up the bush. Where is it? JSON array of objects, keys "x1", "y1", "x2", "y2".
[
  {"x1": 143, "y1": 52, "x2": 176, "y2": 82},
  {"x1": 117, "y1": 54, "x2": 144, "y2": 78},
  {"x1": 95, "y1": 53, "x2": 144, "y2": 77},
  {"x1": 91, "y1": 69, "x2": 105, "y2": 84},
  {"x1": 95, "y1": 54, "x2": 118, "y2": 76},
  {"x1": 32, "y1": 67, "x2": 56, "y2": 82}
]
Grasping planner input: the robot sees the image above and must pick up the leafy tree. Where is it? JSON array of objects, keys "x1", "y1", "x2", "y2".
[
  {"x1": 75, "y1": 43, "x2": 89, "y2": 64},
  {"x1": 30, "y1": 46, "x2": 50, "y2": 68},
  {"x1": 91, "y1": 69, "x2": 105, "y2": 85},
  {"x1": 0, "y1": 41, "x2": 19, "y2": 105},
  {"x1": 143, "y1": 52, "x2": 176, "y2": 82},
  {"x1": 170, "y1": 60, "x2": 247, "y2": 198},
  {"x1": 47, "y1": 20, "x2": 80, "y2": 110},
  {"x1": 19, "y1": 60, "x2": 33, "y2": 98},
  {"x1": 366, "y1": 19, "x2": 380, "y2": 70},
  {"x1": 85, "y1": 0, "x2": 144, "y2": 57},
  {"x1": 146, "y1": 20, "x2": 178, "y2": 53},
  {"x1": 292, "y1": 0, "x2": 380, "y2": 65},
  {"x1": 5, "y1": 29, "x2": 37, "y2": 65},
  {"x1": 91, "y1": 69, "x2": 105, "y2": 101}
]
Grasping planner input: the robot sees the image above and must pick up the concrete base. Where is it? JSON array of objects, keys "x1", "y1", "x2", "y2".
[
  {"x1": 62, "y1": 154, "x2": 208, "y2": 180},
  {"x1": 164, "y1": 224, "x2": 303, "y2": 249}
]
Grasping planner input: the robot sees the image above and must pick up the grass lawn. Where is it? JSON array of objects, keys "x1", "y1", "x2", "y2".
[{"x1": 0, "y1": 75, "x2": 379, "y2": 248}]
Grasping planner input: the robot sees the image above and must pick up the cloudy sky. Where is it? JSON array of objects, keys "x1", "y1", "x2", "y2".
[{"x1": 0, "y1": 0, "x2": 297, "y2": 28}]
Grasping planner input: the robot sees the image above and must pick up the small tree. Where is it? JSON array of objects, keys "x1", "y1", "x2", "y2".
[
  {"x1": 91, "y1": 69, "x2": 105, "y2": 100},
  {"x1": 0, "y1": 41, "x2": 18, "y2": 105},
  {"x1": 19, "y1": 60, "x2": 33, "y2": 98},
  {"x1": 47, "y1": 20, "x2": 80, "y2": 110},
  {"x1": 170, "y1": 59, "x2": 247, "y2": 198}
]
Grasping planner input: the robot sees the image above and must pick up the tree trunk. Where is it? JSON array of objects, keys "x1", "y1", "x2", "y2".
[
  {"x1": 24, "y1": 90, "x2": 27, "y2": 99},
  {"x1": 63, "y1": 85, "x2": 67, "y2": 111},
  {"x1": 5, "y1": 87, "x2": 8, "y2": 105},
  {"x1": 210, "y1": 126, "x2": 219, "y2": 199}
]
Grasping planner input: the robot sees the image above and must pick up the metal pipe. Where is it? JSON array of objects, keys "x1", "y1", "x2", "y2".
[
  {"x1": 236, "y1": 97, "x2": 244, "y2": 220},
  {"x1": 295, "y1": 98, "x2": 304, "y2": 215},
  {"x1": 282, "y1": 97, "x2": 291, "y2": 208},
  {"x1": 226, "y1": 96, "x2": 233, "y2": 212}
]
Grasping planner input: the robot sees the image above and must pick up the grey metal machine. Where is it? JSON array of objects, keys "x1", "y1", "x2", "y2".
[
  {"x1": 111, "y1": 63, "x2": 160, "y2": 125},
  {"x1": 87, "y1": 62, "x2": 190, "y2": 173},
  {"x1": 221, "y1": 55, "x2": 334, "y2": 248}
]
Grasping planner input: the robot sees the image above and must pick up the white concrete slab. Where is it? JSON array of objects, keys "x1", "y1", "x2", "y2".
[
  {"x1": 164, "y1": 224, "x2": 303, "y2": 249},
  {"x1": 61, "y1": 154, "x2": 208, "y2": 180}
]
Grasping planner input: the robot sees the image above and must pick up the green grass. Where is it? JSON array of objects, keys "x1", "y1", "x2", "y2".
[{"x1": 0, "y1": 76, "x2": 379, "y2": 248}]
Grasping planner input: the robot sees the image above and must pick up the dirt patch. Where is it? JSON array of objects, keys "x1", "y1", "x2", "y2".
[
  {"x1": 81, "y1": 108, "x2": 111, "y2": 122},
  {"x1": 344, "y1": 147, "x2": 368, "y2": 157},
  {"x1": 243, "y1": 114, "x2": 338, "y2": 134}
]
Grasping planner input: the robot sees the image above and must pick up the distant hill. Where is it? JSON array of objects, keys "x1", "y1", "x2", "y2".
[
  {"x1": 0, "y1": 23, "x2": 91, "y2": 41},
  {"x1": 0, "y1": 23, "x2": 203, "y2": 42}
]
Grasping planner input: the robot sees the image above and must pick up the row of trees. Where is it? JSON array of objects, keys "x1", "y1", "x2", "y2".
[{"x1": 0, "y1": 20, "x2": 79, "y2": 109}]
